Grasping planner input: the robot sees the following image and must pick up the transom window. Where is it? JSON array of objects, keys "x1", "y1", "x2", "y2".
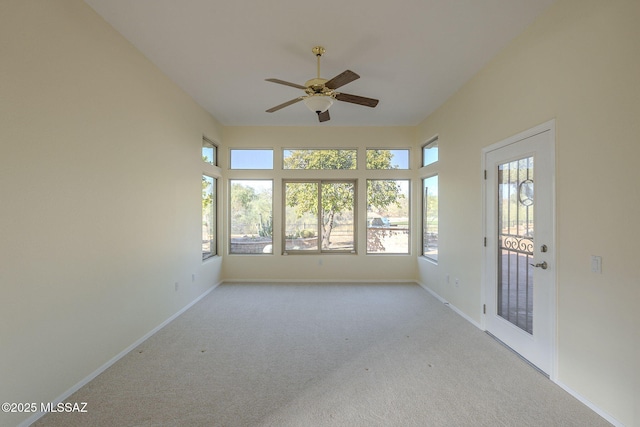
[
  {"x1": 422, "y1": 137, "x2": 438, "y2": 167},
  {"x1": 283, "y1": 149, "x2": 356, "y2": 170},
  {"x1": 230, "y1": 149, "x2": 273, "y2": 169},
  {"x1": 366, "y1": 149, "x2": 409, "y2": 169},
  {"x1": 202, "y1": 137, "x2": 217, "y2": 165}
]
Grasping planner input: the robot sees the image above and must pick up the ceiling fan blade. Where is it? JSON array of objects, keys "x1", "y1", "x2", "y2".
[
  {"x1": 266, "y1": 97, "x2": 303, "y2": 113},
  {"x1": 318, "y1": 110, "x2": 330, "y2": 122},
  {"x1": 335, "y1": 92, "x2": 379, "y2": 108},
  {"x1": 265, "y1": 78, "x2": 307, "y2": 90},
  {"x1": 325, "y1": 70, "x2": 360, "y2": 90}
]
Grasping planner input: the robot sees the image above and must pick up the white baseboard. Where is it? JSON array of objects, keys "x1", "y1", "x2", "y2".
[
  {"x1": 223, "y1": 279, "x2": 417, "y2": 284},
  {"x1": 417, "y1": 281, "x2": 483, "y2": 330},
  {"x1": 554, "y1": 381, "x2": 624, "y2": 427},
  {"x1": 18, "y1": 282, "x2": 221, "y2": 427}
]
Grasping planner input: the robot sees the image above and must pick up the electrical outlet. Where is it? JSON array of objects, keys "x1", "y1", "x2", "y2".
[
  {"x1": 591, "y1": 256, "x2": 602, "y2": 274},
  {"x1": 455, "y1": 278, "x2": 459, "y2": 287},
  {"x1": 174, "y1": 282, "x2": 179, "y2": 291},
  {"x1": 192, "y1": 274, "x2": 196, "y2": 282}
]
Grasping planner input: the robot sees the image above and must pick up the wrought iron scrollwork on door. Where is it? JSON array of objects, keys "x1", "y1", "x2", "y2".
[{"x1": 501, "y1": 235, "x2": 534, "y2": 255}]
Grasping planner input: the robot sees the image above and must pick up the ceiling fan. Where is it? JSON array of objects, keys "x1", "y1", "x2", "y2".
[{"x1": 265, "y1": 46, "x2": 379, "y2": 122}]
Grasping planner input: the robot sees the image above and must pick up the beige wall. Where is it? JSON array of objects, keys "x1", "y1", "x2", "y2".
[
  {"x1": 221, "y1": 126, "x2": 418, "y2": 282},
  {"x1": 0, "y1": 1, "x2": 223, "y2": 425},
  {"x1": 416, "y1": 0, "x2": 639, "y2": 425}
]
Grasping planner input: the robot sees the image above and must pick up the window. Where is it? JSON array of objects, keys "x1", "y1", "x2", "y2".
[
  {"x1": 283, "y1": 149, "x2": 356, "y2": 170},
  {"x1": 284, "y1": 180, "x2": 355, "y2": 253},
  {"x1": 202, "y1": 175, "x2": 216, "y2": 260},
  {"x1": 366, "y1": 180, "x2": 410, "y2": 254},
  {"x1": 229, "y1": 180, "x2": 273, "y2": 254},
  {"x1": 202, "y1": 137, "x2": 217, "y2": 165},
  {"x1": 422, "y1": 137, "x2": 438, "y2": 167},
  {"x1": 366, "y1": 149, "x2": 409, "y2": 169},
  {"x1": 423, "y1": 175, "x2": 438, "y2": 261},
  {"x1": 230, "y1": 149, "x2": 273, "y2": 169}
]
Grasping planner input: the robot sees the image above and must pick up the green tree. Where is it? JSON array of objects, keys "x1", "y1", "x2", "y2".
[
  {"x1": 365, "y1": 149, "x2": 395, "y2": 170},
  {"x1": 367, "y1": 179, "x2": 404, "y2": 211},
  {"x1": 230, "y1": 182, "x2": 272, "y2": 237},
  {"x1": 285, "y1": 149, "x2": 356, "y2": 170},
  {"x1": 202, "y1": 176, "x2": 214, "y2": 211}
]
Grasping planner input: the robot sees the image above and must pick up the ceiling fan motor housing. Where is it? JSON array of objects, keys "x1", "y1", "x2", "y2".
[{"x1": 305, "y1": 78, "x2": 329, "y2": 93}]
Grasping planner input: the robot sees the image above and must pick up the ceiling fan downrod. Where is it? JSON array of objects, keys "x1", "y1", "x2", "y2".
[{"x1": 312, "y1": 46, "x2": 326, "y2": 79}]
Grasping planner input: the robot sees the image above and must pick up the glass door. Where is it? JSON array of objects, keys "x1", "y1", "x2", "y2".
[{"x1": 484, "y1": 122, "x2": 556, "y2": 377}]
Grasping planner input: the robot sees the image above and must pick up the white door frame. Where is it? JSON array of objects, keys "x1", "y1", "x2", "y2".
[{"x1": 481, "y1": 119, "x2": 557, "y2": 381}]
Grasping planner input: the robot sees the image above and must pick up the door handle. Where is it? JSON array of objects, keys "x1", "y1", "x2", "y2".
[{"x1": 530, "y1": 261, "x2": 548, "y2": 270}]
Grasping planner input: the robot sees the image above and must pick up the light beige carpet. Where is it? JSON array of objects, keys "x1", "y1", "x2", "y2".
[{"x1": 34, "y1": 282, "x2": 610, "y2": 426}]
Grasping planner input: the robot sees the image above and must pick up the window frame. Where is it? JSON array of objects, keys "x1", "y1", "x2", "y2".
[
  {"x1": 422, "y1": 174, "x2": 439, "y2": 262},
  {"x1": 202, "y1": 175, "x2": 217, "y2": 260},
  {"x1": 202, "y1": 136, "x2": 218, "y2": 166},
  {"x1": 366, "y1": 179, "x2": 411, "y2": 255},
  {"x1": 282, "y1": 179, "x2": 357, "y2": 255},
  {"x1": 202, "y1": 137, "x2": 221, "y2": 262},
  {"x1": 422, "y1": 137, "x2": 439, "y2": 167},
  {"x1": 228, "y1": 179, "x2": 274, "y2": 255}
]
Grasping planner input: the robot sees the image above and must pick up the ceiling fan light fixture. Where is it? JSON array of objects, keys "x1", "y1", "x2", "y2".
[{"x1": 303, "y1": 95, "x2": 333, "y2": 114}]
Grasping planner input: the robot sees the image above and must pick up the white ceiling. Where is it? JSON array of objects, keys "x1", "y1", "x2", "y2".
[{"x1": 84, "y1": 0, "x2": 557, "y2": 127}]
